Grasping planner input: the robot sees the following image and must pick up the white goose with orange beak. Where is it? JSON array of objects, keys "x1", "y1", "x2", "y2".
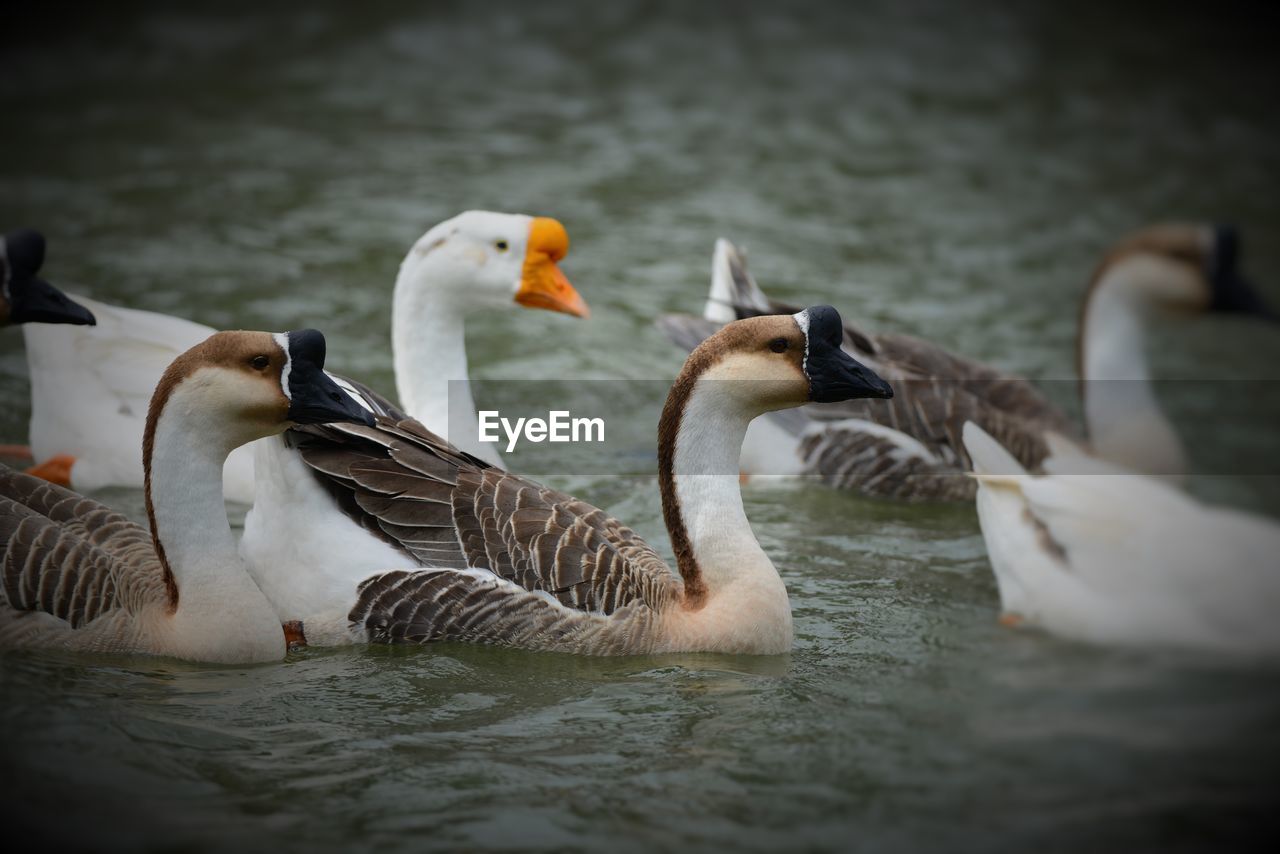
[
  {"x1": 238, "y1": 212, "x2": 587, "y2": 616},
  {"x1": 385, "y1": 211, "x2": 585, "y2": 464},
  {"x1": 17, "y1": 212, "x2": 587, "y2": 501}
]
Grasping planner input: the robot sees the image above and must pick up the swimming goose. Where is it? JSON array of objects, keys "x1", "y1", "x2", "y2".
[
  {"x1": 0, "y1": 229, "x2": 97, "y2": 464},
  {"x1": 658, "y1": 238, "x2": 1070, "y2": 500},
  {"x1": 1076, "y1": 223, "x2": 1273, "y2": 476},
  {"x1": 963, "y1": 421, "x2": 1280, "y2": 655},
  {"x1": 18, "y1": 212, "x2": 586, "y2": 499},
  {"x1": 239, "y1": 212, "x2": 587, "y2": 594},
  {"x1": 0, "y1": 329, "x2": 374, "y2": 662},
  {"x1": 0, "y1": 229, "x2": 96, "y2": 328},
  {"x1": 658, "y1": 226, "x2": 1273, "y2": 499},
  {"x1": 242, "y1": 307, "x2": 893, "y2": 655}
]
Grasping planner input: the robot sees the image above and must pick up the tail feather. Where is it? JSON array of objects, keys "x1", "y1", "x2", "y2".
[
  {"x1": 963, "y1": 421, "x2": 1028, "y2": 481},
  {"x1": 705, "y1": 238, "x2": 771, "y2": 323}
]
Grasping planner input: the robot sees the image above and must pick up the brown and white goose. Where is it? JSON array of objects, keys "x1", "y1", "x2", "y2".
[
  {"x1": 0, "y1": 329, "x2": 373, "y2": 662},
  {"x1": 247, "y1": 306, "x2": 892, "y2": 655},
  {"x1": 658, "y1": 226, "x2": 1273, "y2": 500}
]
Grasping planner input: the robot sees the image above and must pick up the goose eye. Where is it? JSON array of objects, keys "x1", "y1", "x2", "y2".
[
  {"x1": 494, "y1": 240, "x2": 509, "y2": 252},
  {"x1": 250, "y1": 355, "x2": 270, "y2": 370},
  {"x1": 769, "y1": 337, "x2": 789, "y2": 354}
]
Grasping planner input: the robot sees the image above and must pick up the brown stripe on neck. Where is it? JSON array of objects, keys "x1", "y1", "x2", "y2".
[
  {"x1": 142, "y1": 344, "x2": 217, "y2": 612},
  {"x1": 658, "y1": 313, "x2": 806, "y2": 610},
  {"x1": 657, "y1": 356, "x2": 707, "y2": 610},
  {"x1": 657, "y1": 322, "x2": 760, "y2": 610}
]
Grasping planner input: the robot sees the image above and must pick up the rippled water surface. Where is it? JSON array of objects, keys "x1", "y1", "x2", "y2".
[{"x1": 3, "y1": 2, "x2": 1280, "y2": 850}]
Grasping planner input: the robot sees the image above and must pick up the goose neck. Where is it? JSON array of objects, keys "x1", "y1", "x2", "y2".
[
  {"x1": 391, "y1": 280, "x2": 495, "y2": 462},
  {"x1": 658, "y1": 374, "x2": 777, "y2": 607},
  {"x1": 144, "y1": 385, "x2": 284, "y2": 660},
  {"x1": 1079, "y1": 266, "x2": 1186, "y2": 476}
]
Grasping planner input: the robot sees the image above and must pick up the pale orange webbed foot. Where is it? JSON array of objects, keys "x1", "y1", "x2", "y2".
[
  {"x1": 25, "y1": 454, "x2": 76, "y2": 487},
  {"x1": 998, "y1": 612, "x2": 1025, "y2": 628},
  {"x1": 739, "y1": 472, "x2": 750, "y2": 485}
]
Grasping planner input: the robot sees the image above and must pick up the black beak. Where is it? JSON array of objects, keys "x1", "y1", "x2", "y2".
[
  {"x1": 1209, "y1": 225, "x2": 1277, "y2": 322},
  {"x1": 283, "y1": 329, "x2": 377, "y2": 427},
  {"x1": 2, "y1": 228, "x2": 96, "y2": 326},
  {"x1": 801, "y1": 305, "x2": 894, "y2": 403},
  {"x1": 10, "y1": 276, "x2": 97, "y2": 326}
]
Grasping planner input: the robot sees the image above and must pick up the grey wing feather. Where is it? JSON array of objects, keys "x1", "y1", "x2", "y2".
[
  {"x1": 869, "y1": 332, "x2": 1073, "y2": 432},
  {"x1": 289, "y1": 416, "x2": 683, "y2": 620},
  {"x1": 0, "y1": 466, "x2": 164, "y2": 633},
  {"x1": 346, "y1": 568, "x2": 657, "y2": 653},
  {"x1": 797, "y1": 423, "x2": 976, "y2": 502}
]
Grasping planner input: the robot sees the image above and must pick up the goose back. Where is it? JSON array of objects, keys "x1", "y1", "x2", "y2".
[
  {"x1": 285, "y1": 389, "x2": 684, "y2": 645},
  {"x1": 0, "y1": 466, "x2": 165, "y2": 649}
]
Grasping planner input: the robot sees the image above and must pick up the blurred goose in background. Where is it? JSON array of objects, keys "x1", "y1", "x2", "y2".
[
  {"x1": 17, "y1": 211, "x2": 587, "y2": 502},
  {"x1": 1, "y1": 229, "x2": 98, "y2": 465},
  {"x1": 0, "y1": 229, "x2": 96, "y2": 329},
  {"x1": 963, "y1": 421, "x2": 1280, "y2": 655},
  {"x1": 240, "y1": 307, "x2": 892, "y2": 655},
  {"x1": 0, "y1": 329, "x2": 373, "y2": 663},
  {"x1": 657, "y1": 225, "x2": 1274, "y2": 500},
  {"x1": 659, "y1": 238, "x2": 1071, "y2": 500}
]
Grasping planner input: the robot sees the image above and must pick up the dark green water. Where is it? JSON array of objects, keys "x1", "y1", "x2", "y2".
[{"x1": 3, "y1": 2, "x2": 1280, "y2": 850}]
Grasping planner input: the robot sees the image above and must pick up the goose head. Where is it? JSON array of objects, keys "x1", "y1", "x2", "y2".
[
  {"x1": 145, "y1": 329, "x2": 375, "y2": 454},
  {"x1": 0, "y1": 229, "x2": 96, "y2": 327},
  {"x1": 684, "y1": 304, "x2": 893, "y2": 415},
  {"x1": 1089, "y1": 223, "x2": 1275, "y2": 321},
  {"x1": 396, "y1": 210, "x2": 588, "y2": 317}
]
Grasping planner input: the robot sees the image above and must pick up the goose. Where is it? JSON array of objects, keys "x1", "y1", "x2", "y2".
[
  {"x1": 240, "y1": 306, "x2": 893, "y2": 655},
  {"x1": 657, "y1": 225, "x2": 1274, "y2": 500},
  {"x1": 0, "y1": 328, "x2": 374, "y2": 662},
  {"x1": 17, "y1": 211, "x2": 587, "y2": 500},
  {"x1": 239, "y1": 212, "x2": 587, "y2": 596},
  {"x1": 963, "y1": 421, "x2": 1280, "y2": 655},
  {"x1": 1, "y1": 229, "x2": 97, "y2": 464},
  {"x1": 0, "y1": 229, "x2": 96, "y2": 328}
]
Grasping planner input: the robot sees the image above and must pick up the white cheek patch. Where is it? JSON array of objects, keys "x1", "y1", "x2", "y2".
[
  {"x1": 273, "y1": 332, "x2": 293, "y2": 400},
  {"x1": 792, "y1": 310, "x2": 811, "y2": 375},
  {"x1": 329, "y1": 374, "x2": 377, "y2": 415}
]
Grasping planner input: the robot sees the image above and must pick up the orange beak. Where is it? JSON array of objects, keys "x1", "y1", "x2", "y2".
[{"x1": 515, "y1": 217, "x2": 590, "y2": 318}]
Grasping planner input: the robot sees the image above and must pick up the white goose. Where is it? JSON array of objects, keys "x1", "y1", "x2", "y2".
[
  {"x1": 243, "y1": 307, "x2": 893, "y2": 655},
  {"x1": 658, "y1": 225, "x2": 1274, "y2": 499},
  {"x1": 238, "y1": 212, "x2": 587, "y2": 608},
  {"x1": 17, "y1": 212, "x2": 587, "y2": 500},
  {"x1": 0, "y1": 329, "x2": 373, "y2": 662},
  {"x1": 963, "y1": 422, "x2": 1280, "y2": 655}
]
